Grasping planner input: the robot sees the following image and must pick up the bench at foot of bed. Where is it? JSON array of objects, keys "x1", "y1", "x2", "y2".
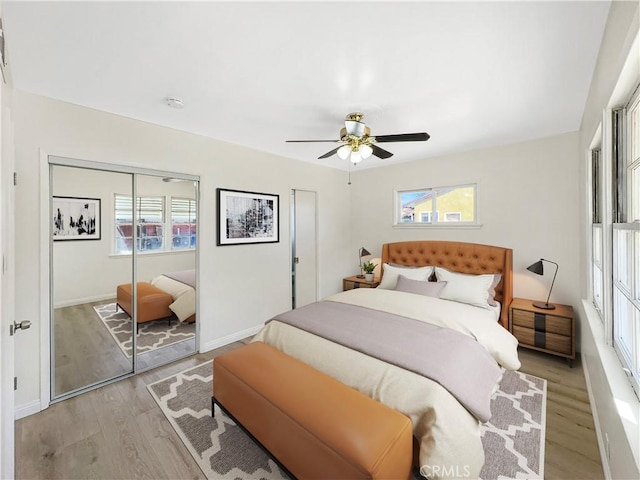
[{"x1": 212, "y1": 341, "x2": 413, "y2": 480}]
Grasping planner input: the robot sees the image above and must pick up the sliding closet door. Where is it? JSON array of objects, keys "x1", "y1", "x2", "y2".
[
  {"x1": 51, "y1": 165, "x2": 134, "y2": 399},
  {"x1": 133, "y1": 174, "x2": 197, "y2": 371}
]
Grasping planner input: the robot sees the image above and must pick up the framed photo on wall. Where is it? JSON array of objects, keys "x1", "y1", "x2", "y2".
[
  {"x1": 217, "y1": 188, "x2": 279, "y2": 246},
  {"x1": 52, "y1": 196, "x2": 101, "y2": 241}
]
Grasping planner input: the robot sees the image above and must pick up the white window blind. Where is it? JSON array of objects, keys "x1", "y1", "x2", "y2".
[{"x1": 171, "y1": 197, "x2": 196, "y2": 250}]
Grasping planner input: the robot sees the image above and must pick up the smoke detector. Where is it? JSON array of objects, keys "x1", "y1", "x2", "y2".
[{"x1": 165, "y1": 97, "x2": 184, "y2": 109}]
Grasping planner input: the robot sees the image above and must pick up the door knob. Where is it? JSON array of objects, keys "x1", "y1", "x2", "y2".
[{"x1": 10, "y1": 320, "x2": 31, "y2": 336}]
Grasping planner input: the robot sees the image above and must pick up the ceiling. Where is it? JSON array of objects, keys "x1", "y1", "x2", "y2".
[{"x1": 2, "y1": 1, "x2": 611, "y2": 170}]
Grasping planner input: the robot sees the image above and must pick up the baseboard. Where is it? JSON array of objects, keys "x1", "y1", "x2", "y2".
[
  {"x1": 14, "y1": 400, "x2": 41, "y2": 420},
  {"x1": 200, "y1": 324, "x2": 263, "y2": 353},
  {"x1": 54, "y1": 293, "x2": 114, "y2": 308}
]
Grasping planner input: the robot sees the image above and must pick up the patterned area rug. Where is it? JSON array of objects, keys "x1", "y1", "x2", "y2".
[
  {"x1": 94, "y1": 303, "x2": 195, "y2": 358},
  {"x1": 148, "y1": 361, "x2": 546, "y2": 480}
]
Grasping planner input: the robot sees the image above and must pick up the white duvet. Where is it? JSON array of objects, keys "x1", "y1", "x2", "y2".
[{"x1": 253, "y1": 288, "x2": 520, "y2": 480}]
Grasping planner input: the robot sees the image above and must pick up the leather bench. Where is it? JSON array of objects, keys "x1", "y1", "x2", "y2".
[
  {"x1": 212, "y1": 341, "x2": 413, "y2": 480},
  {"x1": 116, "y1": 282, "x2": 173, "y2": 329}
]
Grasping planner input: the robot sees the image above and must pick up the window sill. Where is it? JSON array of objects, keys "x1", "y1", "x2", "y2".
[
  {"x1": 581, "y1": 299, "x2": 640, "y2": 475},
  {"x1": 109, "y1": 249, "x2": 195, "y2": 259},
  {"x1": 392, "y1": 223, "x2": 483, "y2": 229}
]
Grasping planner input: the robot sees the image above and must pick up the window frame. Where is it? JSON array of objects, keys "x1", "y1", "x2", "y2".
[
  {"x1": 588, "y1": 79, "x2": 640, "y2": 397},
  {"x1": 393, "y1": 183, "x2": 479, "y2": 227},
  {"x1": 113, "y1": 193, "x2": 196, "y2": 255}
]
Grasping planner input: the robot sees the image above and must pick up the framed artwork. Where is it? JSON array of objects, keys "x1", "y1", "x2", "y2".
[
  {"x1": 217, "y1": 188, "x2": 279, "y2": 246},
  {"x1": 52, "y1": 196, "x2": 101, "y2": 241}
]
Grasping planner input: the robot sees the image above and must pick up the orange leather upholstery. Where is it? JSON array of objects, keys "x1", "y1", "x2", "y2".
[
  {"x1": 213, "y1": 342, "x2": 413, "y2": 480},
  {"x1": 116, "y1": 282, "x2": 173, "y2": 323},
  {"x1": 381, "y1": 241, "x2": 513, "y2": 328}
]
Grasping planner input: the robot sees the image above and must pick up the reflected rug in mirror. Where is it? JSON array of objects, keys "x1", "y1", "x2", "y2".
[
  {"x1": 94, "y1": 302, "x2": 195, "y2": 358},
  {"x1": 148, "y1": 361, "x2": 546, "y2": 480}
]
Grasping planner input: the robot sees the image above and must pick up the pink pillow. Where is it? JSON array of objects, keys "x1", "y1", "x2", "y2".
[{"x1": 394, "y1": 275, "x2": 447, "y2": 298}]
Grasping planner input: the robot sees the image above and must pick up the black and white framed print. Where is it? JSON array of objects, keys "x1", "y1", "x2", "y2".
[
  {"x1": 52, "y1": 196, "x2": 101, "y2": 241},
  {"x1": 217, "y1": 188, "x2": 279, "y2": 246}
]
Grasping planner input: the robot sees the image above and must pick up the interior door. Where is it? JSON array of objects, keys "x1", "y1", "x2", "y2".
[
  {"x1": 0, "y1": 94, "x2": 15, "y2": 479},
  {"x1": 292, "y1": 190, "x2": 317, "y2": 308}
]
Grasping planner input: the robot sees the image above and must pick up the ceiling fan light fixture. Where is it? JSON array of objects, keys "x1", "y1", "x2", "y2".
[
  {"x1": 359, "y1": 144, "x2": 373, "y2": 159},
  {"x1": 345, "y1": 119, "x2": 366, "y2": 137},
  {"x1": 337, "y1": 144, "x2": 351, "y2": 160},
  {"x1": 350, "y1": 150, "x2": 363, "y2": 164}
]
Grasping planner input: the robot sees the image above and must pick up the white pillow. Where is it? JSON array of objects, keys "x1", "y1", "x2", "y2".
[
  {"x1": 435, "y1": 267, "x2": 496, "y2": 308},
  {"x1": 379, "y1": 264, "x2": 433, "y2": 289}
]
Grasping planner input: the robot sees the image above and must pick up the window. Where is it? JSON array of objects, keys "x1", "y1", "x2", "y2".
[
  {"x1": 591, "y1": 148, "x2": 604, "y2": 316},
  {"x1": 611, "y1": 85, "x2": 640, "y2": 396},
  {"x1": 171, "y1": 197, "x2": 197, "y2": 250},
  {"x1": 396, "y1": 184, "x2": 476, "y2": 225},
  {"x1": 114, "y1": 194, "x2": 196, "y2": 254}
]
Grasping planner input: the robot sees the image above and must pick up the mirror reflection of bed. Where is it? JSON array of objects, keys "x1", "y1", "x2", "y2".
[{"x1": 51, "y1": 165, "x2": 197, "y2": 399}]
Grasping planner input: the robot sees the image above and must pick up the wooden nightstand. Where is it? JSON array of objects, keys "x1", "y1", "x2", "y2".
[
  {"x1": 509, "y1": 298, "x2": 575, "y2": 367},
  {"x1": 343, "y1": 275, "x2": 380, "y2": 291}
]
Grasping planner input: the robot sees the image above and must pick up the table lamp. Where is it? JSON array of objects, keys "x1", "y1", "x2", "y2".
[{"x1": 526, "y1": 258, "x2": 559, "y2": 310}]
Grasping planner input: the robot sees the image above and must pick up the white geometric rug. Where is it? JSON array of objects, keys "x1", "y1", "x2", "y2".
[
  {"x1": 148, "y1": 361, "x2": 546, "y2": 480},
  {"x1": 93, "y1": 302, "x2": 195, "y2": 358}
]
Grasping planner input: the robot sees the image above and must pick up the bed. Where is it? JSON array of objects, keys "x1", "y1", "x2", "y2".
[
  {"x1": 253, "y1": 240, "x2": 520, "y2": 479},
  {"x1": 150, "y1": 269, "x2": 196, "y2": 323}
]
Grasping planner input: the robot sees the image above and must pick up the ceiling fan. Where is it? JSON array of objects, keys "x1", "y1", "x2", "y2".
[{"x1": 286, "y1": 112, "x2": 430, "y2": 163}]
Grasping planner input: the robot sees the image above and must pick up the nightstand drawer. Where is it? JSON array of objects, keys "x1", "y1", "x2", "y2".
[
  {"x1": 343, "y1": 279, "x2": 378, "y2": 290},
  {"x1": 512, "y1": 325, "x2": 572, "y2": 355},
  {"x1": 512, "y1": 309, "x2": 572, "y2": 336}
]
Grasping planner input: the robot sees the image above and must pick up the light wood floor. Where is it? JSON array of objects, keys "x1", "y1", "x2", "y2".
[
  {"x1": 16, "y1": 343, "x2": 604, "y2": 480},
  {"x1": 53, "y1": 300, "x2": 196, "y2": 397}
]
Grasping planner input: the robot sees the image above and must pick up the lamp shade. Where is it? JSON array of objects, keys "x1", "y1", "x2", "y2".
[
  {"x1": 360, "y1": 247, "x2": 371, "y2": 257},
  {"x1": 526, "y1": 260, "x2": 544, "y2": 275},
  {"x1": 360, "y1": 144, "x2": 373, "y2": 159},
  {"x1": 337, "y1": 145, "x2": 351, "y2": 160}
]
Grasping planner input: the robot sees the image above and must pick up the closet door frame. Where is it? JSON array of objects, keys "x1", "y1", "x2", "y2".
[{"x1": 44, "y1": 154, "x2": 199, "y2": 404}]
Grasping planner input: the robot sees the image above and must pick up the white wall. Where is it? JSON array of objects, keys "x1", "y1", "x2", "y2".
[
  {"x1": 350, "y1": 132, "x2": 581, "y2": 310},
  {"x1": 577, "y1": 1, "x2": 640, "y2": 478},
  {"x1": 11, "y1": 89, "x2": 352, "y2": 411},
  {"x1": 51, "y1": 166, "x2": 196, "y2": 306}
]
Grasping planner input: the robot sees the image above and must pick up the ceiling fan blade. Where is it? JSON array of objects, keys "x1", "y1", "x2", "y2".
[
  {"x1": 286, "y1": 139, "x2": 340, "y2": 143},
  {"x1": 374, "y1": 132, "x2": 430, "y2": 143},
  {"x1": 371, "y1": 145, "x2": 394, "y2": 159},
  {"x1": 318, "y1": 146, "x2": 342, "y2": 159}
]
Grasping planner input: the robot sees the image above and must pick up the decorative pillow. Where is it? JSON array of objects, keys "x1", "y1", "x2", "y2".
[
  {"x1": 379, "y1": 264, "x2": 433, "y2": 290},
  {"x1": 435, "y1": 267, "x2": 497, "y2": 308},
  {"x1": 487, "y1": 274, "x2": 502, "y2": 307},
  {"x1": 395, "y1": 276, "x2": 447, "y2": 298}
]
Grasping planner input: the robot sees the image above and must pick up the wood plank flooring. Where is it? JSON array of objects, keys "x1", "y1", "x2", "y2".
[
  {"x1": 16, "y1": 342, "x2": 604, "y2": 479},
  {"x1": 53, "y1": 300, "x2": 196, "y2": 397}
]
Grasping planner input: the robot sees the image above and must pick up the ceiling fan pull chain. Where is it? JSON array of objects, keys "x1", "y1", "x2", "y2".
[{"x1": 348, "y1": 161, "x2": 352, "y2": 185}]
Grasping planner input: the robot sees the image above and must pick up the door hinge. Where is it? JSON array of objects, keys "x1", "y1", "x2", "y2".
[
  {"x1": 14, "y1": 377, "x2": 17, "y2": 391},
  {"x1": 13, "y1": 172, "x2": 17, "y2": 186}
]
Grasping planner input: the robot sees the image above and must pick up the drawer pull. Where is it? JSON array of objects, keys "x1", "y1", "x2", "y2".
[
  {"x1": 534, "y1": 331, "x2": 546, "y2": 348},
  {"x1": 534, "y1": 313, "x2": 546, "y2": 332}
]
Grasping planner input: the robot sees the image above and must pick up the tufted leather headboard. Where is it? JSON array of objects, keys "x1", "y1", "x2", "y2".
[{"x1": 381, "y1": 241, "x2": 513, "y2": 329}]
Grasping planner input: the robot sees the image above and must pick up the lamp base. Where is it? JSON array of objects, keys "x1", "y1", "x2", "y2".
[
  {"x1": 532, "y1": 301, "x2": 556, "y2": 310},
  {"x1": 356, "y1": 274, "x2": 365, "y2": 279}
]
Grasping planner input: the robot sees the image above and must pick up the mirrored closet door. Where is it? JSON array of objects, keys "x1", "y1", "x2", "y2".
[
  {"x1": 52, "y1": 165, "x2": 135, "y2": 397},
  {"x1": 51, "y1": 160, "x2": 199, "y2": 400},
  {"x1": 132, "y1": 173, "x2": 197, "y2": 371}
]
